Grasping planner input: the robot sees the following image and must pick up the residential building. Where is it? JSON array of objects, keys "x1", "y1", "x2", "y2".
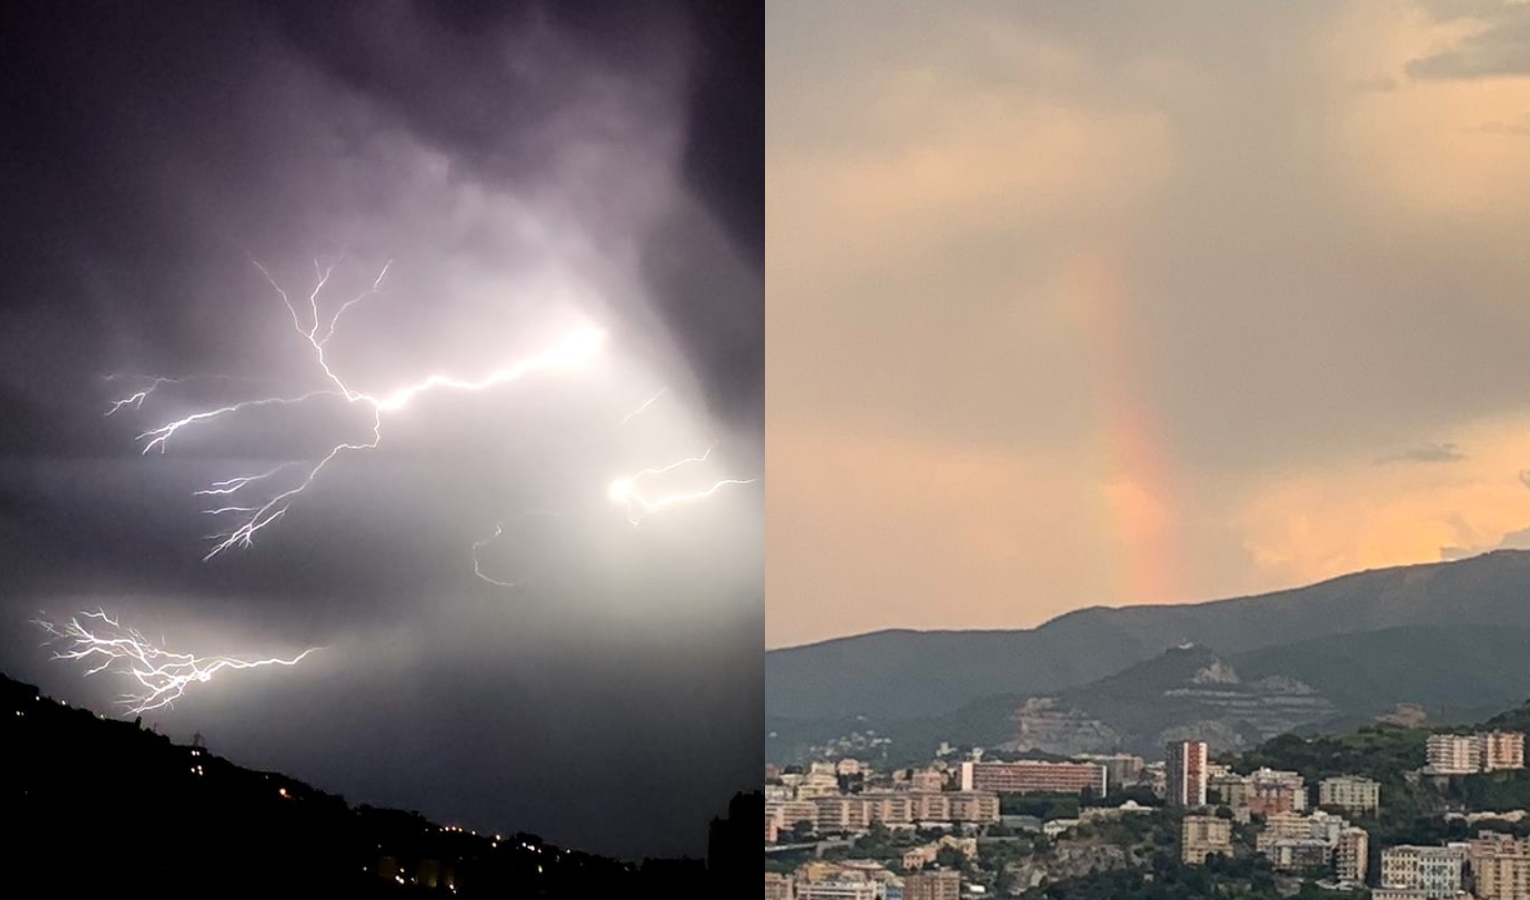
[
  {"x1": 1256, "y1": 812, "x2": 1318, "y2": 849},
  {"x1": 959, "y1": 760, "x2": 1106, "y2": 795},
  {"x1": 1264, "y1": 839, "x2": 1331, "y2": 871},
  {"x1": 1167, "y1": 741, "x2": 1210, "y2": 808},
  {"x1": 1380, "y1": 844, "x2": 1468, "y2": 898},
  {"x1": 1249, "y1": 768, "x2": 1308, "y2": 813},
  {"x1": 1468, "y1": 832, "x2": 1530, "y2": 900},
  {"x1": 765, "y1": 872, "x2": 793, "y2": 900},
  {"x1": 816, "y1": 796, "x2": 870, "y2": 832},
  {"x1": 1254, "y1": 810, "x2": 1365, "y2": 879},
  {"x1": 1319, "y1": 776, "x2": 1381, "y2": 816},
  {"x1": 903, "y1": 869, "x2": 960, "y2": 900},
  {"x1": 1480, "y1": 732, "x2": 1526, "y2": 772},
  {"x1": 1336, "y1": 826, "x2": 1369, "y2": 884},
  {"x1": 796, "y1": 877, "x2": 882, "y2": 900},
  {"x1": 1181, "y1": 815, "x2": 1233, "y2": 865},
  {"x1": 1079, "y1": 753, "x2": 1146, "y2": 788},
  {"x1": 799, "y1": 770, "x2": 845, "y2": 798},
  {"x1": 768, "y1": 800, "x2": 820, "y2": 833},
  {"x1": 838, "y1": 759, "x2": 863, "y2": 776},
  {"x1": 1256, "y1": 810, "x2": 1347, "y2": 847},
  {"x1": 1208, "y1": 773, "x2": 1251, "y2": 809},
  {"x1": 1371, "y1": 891, "x2": 1431, "y2": 900},
  {"x1": 945, "y1": 791, "x2": 1000, "y2": 824},
  {"x1": 808, "y1": 792, "x2": 998, "y2": 832},
  {"x1": 864, "y1": 794, "x2": 914, "y2": 826},
  {"x1": 1427, "y1": 735, "x2": 1482, "y2": 775},
  {"x1": 902, "y1": 837, "x2": 977, "y2": 872}
]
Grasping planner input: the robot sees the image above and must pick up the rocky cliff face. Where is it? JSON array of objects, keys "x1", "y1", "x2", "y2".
[
  {"x1": 1005, "y1": 698, "x2": 1122, "y2": 756},
  {"x1": 1001, "y1": 652, "x2": 1340, "y2": 757}
]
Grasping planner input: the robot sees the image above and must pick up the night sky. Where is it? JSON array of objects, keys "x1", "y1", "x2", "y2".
[{"x1": 0, "y1": 0, "x2": 761, "y2": 859}]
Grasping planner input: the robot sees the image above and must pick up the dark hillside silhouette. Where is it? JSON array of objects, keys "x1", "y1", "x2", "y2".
[{"x1": 3, "y1": 673, "x2": 753, "y2": 895}]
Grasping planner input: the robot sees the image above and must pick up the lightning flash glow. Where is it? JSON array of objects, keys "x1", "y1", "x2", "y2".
[
  {"x1": 608, "y1": 444, "x2": 757, "y2": 526},
  {"x1": 33, "y1": 610, "x2": 320, "y2": 715},
  {"x1": 108, "y1": 259, "x2": 605, "y2": 559}
]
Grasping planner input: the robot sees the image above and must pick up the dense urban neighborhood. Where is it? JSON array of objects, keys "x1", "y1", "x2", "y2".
[{"x1": 766, "y1": 699, "x2": 1530, "y2": 899}]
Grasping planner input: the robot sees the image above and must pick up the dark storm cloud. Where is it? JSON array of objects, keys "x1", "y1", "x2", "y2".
[
  {"x1": 0, "y1": 0, "x2": 760, "y2": 860},
  {"x1": 1407, "y1": 0, "x2": 1530, "y2": 80},
  {"x1": 1477, "y1": 113, "x2": 1530, "y2": 135},
  {"x1": 1374, "y1": 442, "x2": 1467, "y2": 465}
]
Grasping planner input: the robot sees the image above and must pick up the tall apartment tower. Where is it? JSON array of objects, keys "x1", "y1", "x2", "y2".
[{"x1": 1167, "y1": 740, "x2": 1209, "y2": 808}]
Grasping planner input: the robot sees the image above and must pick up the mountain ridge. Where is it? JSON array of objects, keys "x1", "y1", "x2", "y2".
[{"x1": 768, "y1": 549, "x2": 1530, "y2": 722}]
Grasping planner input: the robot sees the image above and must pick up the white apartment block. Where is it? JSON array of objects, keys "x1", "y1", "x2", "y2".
[
  {"x1": 1481, "y1": 731, "x2": 1527, "y2": 772},
  {"x1": 1380, "y1": 844, "x2": 1468, "y2": 898},
  {"x1": 1425, "y1": 732, "x2": 1526, "y2": 775},
  {"x1": 1427, "y1": 735, "x2": 1482, "y2": 775},
  {"x1": 1319, "y1": 776, "x2": 1381, "y2": 816},
  {"x1": 796, "y1": 878, "x2": 883, "y2": 900}
]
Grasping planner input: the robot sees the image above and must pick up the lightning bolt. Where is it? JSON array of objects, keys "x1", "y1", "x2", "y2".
[
  {"x1": 33, "y1": 610, "x2": 320, "y2": 715},
  {"x1": 110, "y1": 257, "x2": 606, "y2": 559},
  {"x1": 470, "y1": 509, "x2": 570, "y2": 588},
  {"x1": 620, "y1": 387, "x2": 667, "y2": 425},
  {"x1": 471, "y1": 524, "x2": 521, "y2": 588},
  {"x1": 607, "y1": 444, "x2": 756, "y2": 526}
]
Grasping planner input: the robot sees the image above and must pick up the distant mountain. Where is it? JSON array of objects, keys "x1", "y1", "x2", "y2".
[
  {"x1": 776, "y1": 624, "x2": 1530, "y2": 766},
  {"x1": 1, "y1": 673, "x2": 749, "y2": 895},
  {"x1": 767, "y1": 550, "x2": 1530, "y2": 722}
]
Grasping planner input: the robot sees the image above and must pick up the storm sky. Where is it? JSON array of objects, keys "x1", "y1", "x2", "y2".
[
  {"x1": 0, "y1": 0, "x2": 761, "y2": 859},
  {"x1": 768, "y1": 0, "x2": 1530, "y2": 649}
]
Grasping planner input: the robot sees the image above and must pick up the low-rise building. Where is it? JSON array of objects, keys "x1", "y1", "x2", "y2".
[
  {"x1": 1379, "y1": 843, "x2": 1468, "y2": 898},
  {"x1": 765, "y1": 872, "x2": 793, "y2": 900},
  {"x1": 796, "y1": 876, "x2": 883, "y2": 900},
  {"x1": 768, "y1": 799, "x2": 820, "y2": 834},
  {"x1": 1181, "y1": 815, "x2": 1233, "y2": 865},
  {"x1": 1078, "y1": 800, "x2": 1155, "y2": 824},
  {"x1": 960, "y1": 760, "x2": 1107, "y2": 795},
  {"x1": 901, "y1": 837, "x2": 977, "y2": 871},
  {"x1": 903, "y1": 869, "x2": 960, "y2": 900},
  {"x1": 1078, "y1": 753, "x2": 1147, "y2": 788}
]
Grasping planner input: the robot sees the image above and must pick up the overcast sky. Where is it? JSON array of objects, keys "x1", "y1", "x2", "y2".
[
  {"x1": 0, "y1": 0, "x2": 761, "y2": 859},
  {"x1": 767, "y1": 0, "x2": 1530, "y2": 649}
]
